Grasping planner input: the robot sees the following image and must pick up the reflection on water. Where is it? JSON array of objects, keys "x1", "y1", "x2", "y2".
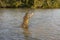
[
  {"x1": 22, "y1": 27, "x2": 40, "y2": 40},
  {"x1": 22, "y1": 26, "x2": 30, "y2": 40}
]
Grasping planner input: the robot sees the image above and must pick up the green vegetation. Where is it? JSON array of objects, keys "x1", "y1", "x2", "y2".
[{"x1": 0, "y1": 0, "x2": 60, "y2": 8}]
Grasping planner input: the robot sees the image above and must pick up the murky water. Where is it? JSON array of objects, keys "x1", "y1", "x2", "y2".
[{"x1": 0, "y1": 9, "x2": 60, "y2": 40}]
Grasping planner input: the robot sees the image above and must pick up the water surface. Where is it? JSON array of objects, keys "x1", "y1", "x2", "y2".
[{"x1": 0, "y1": 9, "x2": 60, "y2": 40}]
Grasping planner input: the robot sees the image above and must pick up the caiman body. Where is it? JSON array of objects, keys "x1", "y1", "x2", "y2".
[{"x1": 21, "y1": 12, "x2": 33, "y2": 28}]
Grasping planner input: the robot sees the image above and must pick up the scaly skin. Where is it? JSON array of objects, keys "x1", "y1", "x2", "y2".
[{"x1": 21, "y1": 12, "x2": 33, "y2": 29}]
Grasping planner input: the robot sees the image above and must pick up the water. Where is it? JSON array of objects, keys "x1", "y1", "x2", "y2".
[{"x1": 0, "y1": 9, "x2": 60, "y2": 40}]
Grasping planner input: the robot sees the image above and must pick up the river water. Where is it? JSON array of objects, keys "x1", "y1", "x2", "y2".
[{"x1": 0, "y1": 9, "x2": 60, "y2": 40}]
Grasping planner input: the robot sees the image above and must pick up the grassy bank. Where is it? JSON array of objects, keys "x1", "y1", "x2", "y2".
[{"x1": 0, "y1": 0, "x2": 60, "y2": 8}]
